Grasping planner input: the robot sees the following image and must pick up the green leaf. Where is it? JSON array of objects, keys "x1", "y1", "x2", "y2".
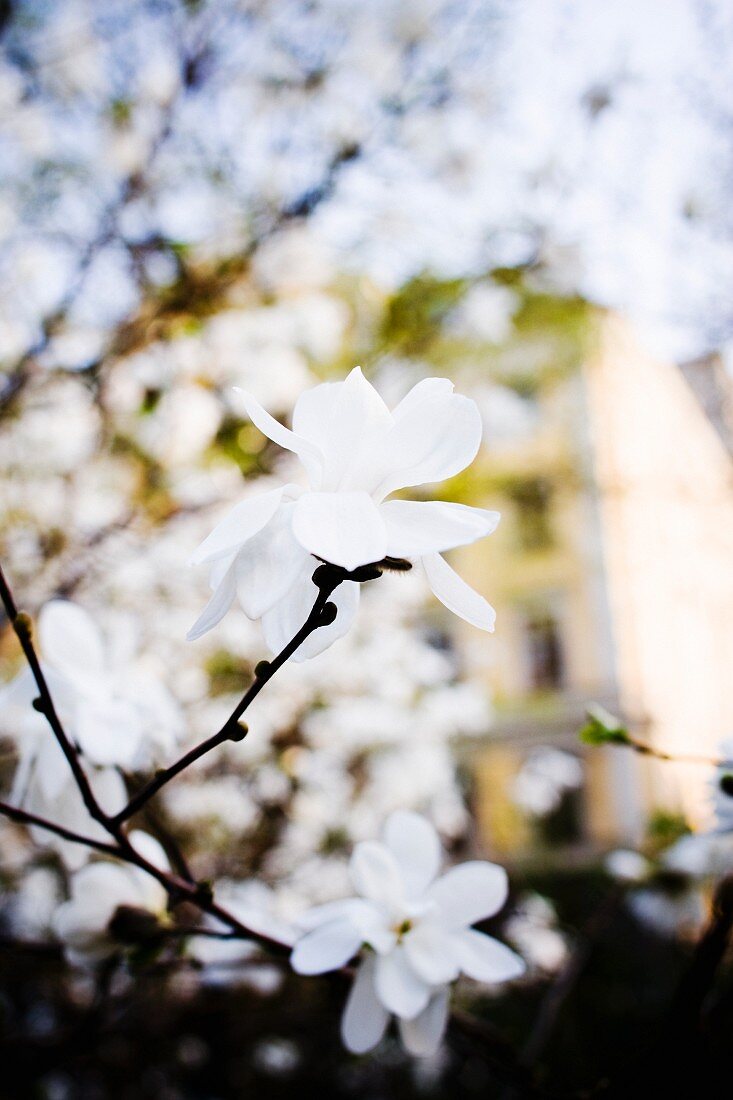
[{"x1": 579, "y1": 705, "x2": 630, "y2": 746}]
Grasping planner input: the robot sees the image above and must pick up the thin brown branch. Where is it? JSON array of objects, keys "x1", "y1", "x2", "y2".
[
  {"x1": 112, "y1": 561, "x2": 375, "y2": 824},
  {"x1": 0, "y1": 563, "x2": 110, "y2": 830},
  {"x1": 0, "y1": 799, "x2": 121, "y2": 858}
]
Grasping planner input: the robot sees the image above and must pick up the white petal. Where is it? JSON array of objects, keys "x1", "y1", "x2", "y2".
[
  {"x1": 208, "y1": 552, "x2": 237, "y2": 591},
  {"x1": 451, "y1": 929, "x2": 525, "y2": 983},
  {"x1": 292, "y1": 491, "x2": 387, "y2": 571},
  {"x1": 261, "y1": 566, "x2": 360, "y2": 661},
  {"x1": 297, "y1": 898, "x2": 382, "y2": 932},
  {"x1": 293, "y1": 367, "x2": 393, "y2": 493},
  {"x1": 33, "y1": 736, "x2": 71, "y2": 801},
  {"x1": 232, "y1": 388, "x2": 324, "y2": 485},
  {"x1": 235, "y1": 503, "x2": 311, "y2": 620},
  {"x1": 187, "y1": 561, "x2": 237, "y2": 641},
  {"x1": 381, "y1": 501, "x2": 500, "y2": 559},
  {"x1": 74, "y1": 698, "x2": 144, "y2": 769},
  {"x1": 127, "y1": 830, "x2": 171, "y2": 911},
  {"x1": 38, "y1": 602, "x2": 106, "y2": 685},
  {"x1": 350, "y1": 841, "x2": 405, "y2": 910},
  {"x1": 422, "y1": 553, "x2": 496, "y2": 632},
  {"x1": 374, "y1": 946, "x2": 431, "y2": 1019},
  {"x1": 382, "y1": 811, "x2": 442, "y2": 898},
  {"x1": 291, "y1": 918, "x2": 363, "y2": 975},
  {"x1": 427, "y1": 862, "x2": 508, "y2": 928},
  {"x1": 341, "y1": 956, "x2": 390, "y2": 1054},
  {"x1": 189, "y1": 487, "x2": 288, "y2": 565},
  {"x1": 0, "y1": 667, "x2": 40, "y2": 713},
  {"x1": 397, "y1": 987, "x2": 450, "y2": 1057},
  {"x1": 297, "y1": 900, "x2": 394, "y2": 951},
  {"x1": 88, "y1": 765, "x2": 127, "y2": 819},
  {"x1": 403, "y1": 923, "x2": 460, "y2": 984},
  {"x1": 54, "y1": 862, "x2": 135, "y2": 942},
  {"x1": 371, "y1": 379, "x2": 482, "y2": 500},
  {"x1": 128, "y1": 830, "x2": 170, "y2": 872}
]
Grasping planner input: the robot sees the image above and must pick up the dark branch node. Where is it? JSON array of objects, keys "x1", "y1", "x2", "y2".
[{"x1": 319, "y1": 602, "x2": 338, "y2": 627}]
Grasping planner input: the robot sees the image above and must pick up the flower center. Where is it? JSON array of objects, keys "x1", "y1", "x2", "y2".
[{"x1": 394, "y1": 918, "x2": 413, "y2": 940}]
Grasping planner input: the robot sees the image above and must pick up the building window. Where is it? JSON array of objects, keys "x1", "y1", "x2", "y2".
[
  {"x1": 507, "y1": 476, "x2": 554, "y2": 551},
  {"x1": 525, "y1": 612, "x2": 564, "y2": 692}
]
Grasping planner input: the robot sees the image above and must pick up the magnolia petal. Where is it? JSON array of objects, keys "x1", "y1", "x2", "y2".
[
  {"x1": 187, "y1": 561, "x2": 237, "y2": 641},
  {"x1": 53, "y1": 862, "x2": 136, "y2": 944},
  {"x1": 38, "y1": 601, "x2": 106, "y2": 685},
  {"x1": 0, "y1": 667, "x2": 41, "y2": 712},
  {"x1": 372, "y1": 379, "x2": 482, "y2": 499},
  {"x1": 84, "y1": 766, "x2": 128, "y2": 825},
  {"x1": 427, "y1": 862, "x2": 508, "y2": 928},
  {"x1": 74, "y1": 698, "x2": 145, "y2": 769},
  {"x1": 208, "y1": 552, "x2": 236, "y2": 591},
  {"x1": 189, "y1": 486, "x2": 288, "y2": 565},
  {"x1": 397, "y1": 986, "x2": 450, "y2": 1057},
  {"x1": 261, "y1": 568, "x2": 360, "y2": 661},
  {"x1": 451, "y1": 929, "x2": 526, "y2": 983},
  {"x1": 26, "y1": 765, "x2": 126, "y2": 872},
  {"x1": 9, "y1": 738, "x2": 35, "y2": 806},
  {"x1": 235, "y1": 504, "x2": 311, "y2": 620},
  {"x1": 127, "y1": 830, "x2": 171, "y2": 911},
  {"x1": 297, "y1": 899, "x2": 393, "y2": 952},
  {"x1": 382, "y1": 811, "x2": 441, "y2": 898},
  {"x1": 381, "y1": 500, "x2": 500, "y2": 559},
  {"x1": 350, "y1": 840, "x2": 406, "y2": 910},
  {"x1": 292, "y1": 491, "x2": 387, "y2": 571},
  {"x1": 403, "y1": 923, "x2": 460, "y2": 984},
  {"x1": 341, "y1": 955, "x2": 390, "y2": 1054},
  {"x1": 293, "y1": 367, "x2": 393, "y2": 493},
  {"x1": 232, "y1": 388, "x2": 323, "y2": 485},
  {"x1": 422, "y1": 553, "x2": 496, "y2": 632},
  {"x1": 297, "y1": 898, "x2": 382, "y2": 933},
  {"x1": 374, "y1": 945, "x2": 431, "y2": 1019},
  {"x1": 33, "y1": 736, "x2": 72, "y2": 801},
  {"x1": 291, "y1": 917, "x2": 363, "y2": 975}
]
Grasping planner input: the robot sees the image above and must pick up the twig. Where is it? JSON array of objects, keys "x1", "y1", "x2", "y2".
[
  {"x1": 624, "y1": 737, "x2": 729, "y2": 768},
  {"x1": 0, "y1": 558, "x2": 372, "y2": 958},
  {"x1": 0, "y1": 799, "x2": 121, "y2": 858},
  {"x1": 111, "y1": 562, "x2": 354, "y2": 823},
  {"x1": 0, "y1": 563, "x2": 109, "y2": 831}
]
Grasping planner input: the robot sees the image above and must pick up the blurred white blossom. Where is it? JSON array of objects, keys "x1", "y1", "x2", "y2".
[{"x1": 53, "y1": 832, "x2": 170, "y2": 966}]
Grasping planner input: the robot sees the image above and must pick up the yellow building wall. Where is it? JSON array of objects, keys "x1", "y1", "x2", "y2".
[{"x1": 584, "y1": 317, "x2": 733, "y2": 827}]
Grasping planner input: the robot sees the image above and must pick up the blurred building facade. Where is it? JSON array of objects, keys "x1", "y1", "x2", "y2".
[{"x1": 460, "y1": 315, "x2": 733, "y2": 860}]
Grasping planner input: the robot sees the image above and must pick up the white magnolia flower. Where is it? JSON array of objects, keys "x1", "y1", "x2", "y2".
[
  {"x1": 0, "y1": 601, "x2": 181, "y2": 867},
  {"x1": 290, "y1": 811, "x2": 524, "y2": 1057},
  {"x1": 605, "y1": 849, "x2": 650, "y2": 884},
  {"x1": 188, "y1": 368, "x2": 499, "y2": 660},
  {"x1": 53, "y1": 832, "x2": 169, "y2": 966},
  {"x1": 511, "y1": 747, "x2": 584, "y2": 818},
  {"x1": 1, "y1": 599, "x2": 181, "y2": 772}
]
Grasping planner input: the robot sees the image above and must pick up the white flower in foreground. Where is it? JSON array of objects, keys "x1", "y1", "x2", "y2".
[
  {"x1": 188, "y1": 368, "x2": 499, "y2": 659},
  {"x1": 53, "y1": 832, "x2": 169, "y2": 966},
  {"x1": 290, "y1": 811, "x2": 524, "y2": 1057}
]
